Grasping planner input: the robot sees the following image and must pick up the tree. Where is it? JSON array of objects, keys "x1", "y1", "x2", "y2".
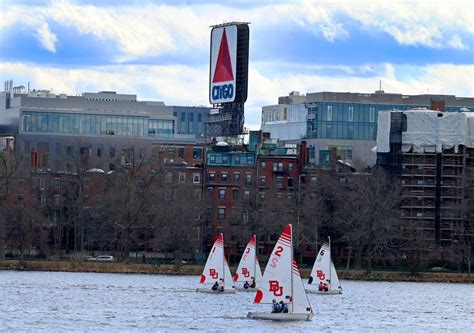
[{"x1": 332, "y1": 167, "x2": 402, "y2": 272}]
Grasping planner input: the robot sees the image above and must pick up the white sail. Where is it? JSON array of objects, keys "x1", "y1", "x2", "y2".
[
  {"x1": 330, "y1": 261, "x2": 342, "y2": 292},
  {"x1": 309, "y1": 242, "x2": 331, "y2": 286},
  {"x1": 255, "y1": 225, "x2": 293, "y2": 304},
  {"x1": 254, "y1": 224, "x2": 312, "y2": 316},
  {"x1": 308, "y1": 239, "x2": 342, "y2": 293},
  {"x1": 234, "y1": 235, "x2": 260, "y2": 287},
  {"x1": 224, "y1": 257, "x2": 235, "y2": 290},
  {"x1": 291, "y1": 259, "x2": 313, "y2": 315},
  {"x1": 200, "y1": 233, "x2": 224, "y2": 285}
]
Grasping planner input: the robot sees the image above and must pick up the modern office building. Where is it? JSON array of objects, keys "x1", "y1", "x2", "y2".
[
  {"x1": 377, "y1": 109, "x2": 474, "y2": 249},
  {"x1": 0, "y1": 88, "x2": 211, "y2": 172},
  {"x1": 262, "y1": 90, "x2": 474, "y2": 168}
]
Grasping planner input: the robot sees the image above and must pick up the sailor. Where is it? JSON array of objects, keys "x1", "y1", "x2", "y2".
[
  {"x1": 249, "y1": 277, "x2": 256, "y2": 288},
  {"x1": 323, "y1": 283, "x2": 329, "y2": 292},
  {"x1": 318, "y1": 282, "x2": 324, "y2": 291},
  {"x1": 212, "y1": 281, "x2": 219, "y2": 291},
  {"x1": 271, "y1": 299, "x2": 281, "y2": 313},
  {"x1": 243, "y1": 281, "x2": 249, "y2": 289},
  {"x1": 280, "y1": 301, "x2": 288, "y2": 313},
  {"x1": 218, "y1": 278, "x2": 225, "y2": 292}
]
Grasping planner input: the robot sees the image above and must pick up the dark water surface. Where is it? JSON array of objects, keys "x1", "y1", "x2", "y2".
[{"x1": 0, "y1": 271, "x2": 472, "y2": 332}]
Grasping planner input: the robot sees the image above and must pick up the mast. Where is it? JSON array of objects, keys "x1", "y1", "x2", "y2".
[
  {"x1": 253, "y1": 234, "x2": 257, "y2": 283},
  {"x1": 290, "y1": 224, "x2": 294, "y2": 313},
  {"x1": 328, "y1": 236, "x2": 332, "y2": 288},
  {"x1": 222, "y1": 233, "x2": 225, "y2": 287}
]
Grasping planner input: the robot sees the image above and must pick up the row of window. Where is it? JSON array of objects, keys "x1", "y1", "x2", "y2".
[
  {"x1": 208, "y1": 171, "x2": 253, "y2": 184},
  {"x1": 207, "y1": 153, "x2": 255, "y2": 166},
  {"x1": 22, "y1": 111, "x2": 175, "y2": 138}
]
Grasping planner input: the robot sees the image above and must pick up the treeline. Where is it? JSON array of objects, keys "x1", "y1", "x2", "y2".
[{"x1": 0, "y1": 150, "x2": 471, "y2": 274}]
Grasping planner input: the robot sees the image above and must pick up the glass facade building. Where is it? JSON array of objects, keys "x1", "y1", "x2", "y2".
[{"x1": 22, "y1": 111, "x2": 174, "y2": 138}]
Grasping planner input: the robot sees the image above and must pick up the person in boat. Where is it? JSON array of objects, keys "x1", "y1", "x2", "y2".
[
  {"x1": 308, "y1": 276, "x2": 313, "y2": 284},
  {"x1": 249, "y1": 277, "x2": 256, "y2": 288},
  {"x1": 218, "y1": 278, "x2": 225, "y2": 292},
  {"x1": 212, "y1": 281, "x2": 219, "y2": 291},
  {"x1": 323, "y1": 283, "x2": 329, "y2": 292},
  {"x1": 271, "y1": 299, "x2": 281, "y2": 313},
  {"x1": 243, "y1": 281, "x2": 249, "y2": 289},
  {"x1": 279, "y1": 301, "x2": 288, "y2": 313},
  {"x1": 318, "y1": 282, "x2": 324, "y2": 291}
]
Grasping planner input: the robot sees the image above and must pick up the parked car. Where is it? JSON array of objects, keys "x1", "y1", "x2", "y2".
[{"x1": 95, "y1": 255, "x2": 114, "y2": 262}]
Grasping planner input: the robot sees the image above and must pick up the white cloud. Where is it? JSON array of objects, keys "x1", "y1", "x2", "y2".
[
  {"x1": 37, "y1": 22, "x2": 57, "y2": 53},
  {"x1": 448, "y1": 35, "x2": 467, "y2": 50},
  {"x1": 4, "y1": 0, "x2": 470, "y2": 59},
  {"x1": 1, "y1": 61, "x2": 472, "y2": 130}
]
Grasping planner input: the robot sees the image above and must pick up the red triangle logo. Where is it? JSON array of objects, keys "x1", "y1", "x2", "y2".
[{"x1": 213, "y1": 28, "x2": 234, "y2": 83}]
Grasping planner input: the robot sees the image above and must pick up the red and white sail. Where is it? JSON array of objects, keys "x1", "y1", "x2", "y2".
[
  {"x1": 234, "y1": 235, "x2": 262, "y2": 285},
  {"x1": 309, "y1": 240, "x2": 341, "y2": 292},
  {"x1": 200, "y1": 233, "x2": 225, "y2": 285},
  {"x1": 254, "y1": 224, "x2": 312, "y2": 315}
]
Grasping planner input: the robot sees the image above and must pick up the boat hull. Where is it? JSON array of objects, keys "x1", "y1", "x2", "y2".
[
  {"x1": 196, "y1": 287, "x2": 235, "y2": 294},
  {"x1": 306, "y1": 289, "x2": 342, "y2": 295},
  {"x1": 247, "y1": 311, "x2": 313, "y2": 321},
  {"x1": 236, "y1": 287, "x2": 258, "y2": 292}
]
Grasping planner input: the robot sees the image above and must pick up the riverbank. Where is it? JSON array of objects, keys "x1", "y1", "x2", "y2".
[{"x1": 0, "y1": 260, "x2": 472, "y2": 283}]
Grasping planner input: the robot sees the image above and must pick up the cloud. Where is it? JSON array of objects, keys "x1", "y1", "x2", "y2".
[
  {"x1": 4, "y1": 0, "x2": 471, "y2": 59},
  {"x1": 36, "y1": 22, "x2": 58, "y2": 53},
  {"x1": 1, "y1": 61, "x2": 472, "y2": 130},
  {"x1": 448, "y1": 35, "x2": 467, "y2": 50}
]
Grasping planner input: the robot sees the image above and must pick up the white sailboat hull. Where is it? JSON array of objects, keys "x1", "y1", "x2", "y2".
[
  {"x1": 195, "y1": 287, "x2": 235, "y2": 294},
  {"x1": 306, "y1": 289, "x2": 342, "y2": 295},
  {"x1": 247, "y1": 311, "x2": 313, "y2": 321},
  {"x1": 236, "y1": 287, "x2": 258, "y2": 292}
]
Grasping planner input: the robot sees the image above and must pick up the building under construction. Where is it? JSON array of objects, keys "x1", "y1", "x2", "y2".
[{"x1": 377, "y1": 107, "x2": 474, "y2": 251}]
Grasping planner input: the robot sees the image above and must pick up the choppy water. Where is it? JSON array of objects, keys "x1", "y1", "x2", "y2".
[{"x1": 0, "y1": 271, "x2": 472, "y2": 332}]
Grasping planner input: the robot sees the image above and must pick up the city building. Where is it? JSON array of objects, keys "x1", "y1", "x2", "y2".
[
  {"x1": 377, "y1": 109, "x2": 474, "y2": 249},
  {"x1": 262, "y1": 90, "x2": 474, "y2": 168},
  {"x1": 0, "y1": 87, "x2": 211, "y2": 172}
]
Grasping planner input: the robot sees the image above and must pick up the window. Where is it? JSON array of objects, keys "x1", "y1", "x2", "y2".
[
  {"x1": 276, "y1": 192, "x2": 283, "y2": 199},
  {"x1": 233, "y1": 173, "x2": 240, "y2": 182},
  {"x1": 193, "y1": 148, "x2": 202, "y2": 159},
  {"x1": 232, "y1": 188, "x2": 238, "y2": 200},
  {"x1": 276, "y1": 177, "x2": 283, "y2": 188},
  {"x1": 193, "y1": 173, "x2": 201, "y2": 184},
  {"x1": 179, "y1": 172, "x2": 186, "y2": 183},
  {"x1": 311, "y1": 176, "x2": 317, "y2": 186},
  {"x1": 207, "y1": 187, "x2": 213, "y2": 198},
  {"x1": 259, "y1": 176, "x2": 266, "y2": 187},
  {"x1": 221, "y1": 172, "x2": 228, "y2": 182},
  {"x1": 259, "y1": 192, "x2": 265, "y2": 199},
  {"x1": 288, "y1": 163, "x2": 293, "y2": 172},
  {"x1": 54, "y1": 195, "x2": 61, "y2": 205},
  {"x1": 288, "y1": 177, "x2": 294, "y2": 187},
  {"x1": 164, "y1": 172, "x2": 172, "y2": 183},
  {"x1": 219, "y1": 188, "x2": 226, "y2": 199},
  {"x1": 244, "y1": 190, "x2": 250, "y2": 200},
  {"x1": 260, "y1": 161, "x2": 266, "y2": 169},
  {"x1": 327, "y1": 105, "x2": 333, "y2": 121},
  {"x1": 66, "y1": 145, "x2": 74, "y2": 156},
  {"x1": 273, "y1": 162, "x2": 283, "y2": 172},
  {"x1": 109, "y1": 147, "x2": 116, "y2": 158},
  {"x1": 243, "y1": 210, "x2": 249, "y2": 223},
  {"x1": 417, "y1": 179, "x2": 424, "y2": 185},
  {"x1": 369, "y1": 107, "x2": 375, "y2": 123},
  {"x1": 416, "y1": 212, "x2": 423, "y2": 217},
  {"x1": 208, "y1": 172, "x2": 216, "y2": 182},
  {"x1": 218, "y1": 207, "x2": 226, "y2": 220},
  {"x1": 348, "y1": 106, "x2": 354, "y2": 122},
  {"x1": 40, "y1": 178, "x2": 45, "y2": 190},
  {"x1": 245, "y1": 173, "x2": 252, "y2": 184},
  {"x1": 97, "y1": 145, "x2": 104, "y2": 158},
  {"x1": 53, "y1": 178, "x2": 61, "y2": 188}
]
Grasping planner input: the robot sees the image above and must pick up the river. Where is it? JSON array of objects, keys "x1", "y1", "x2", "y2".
[{"x1": 0, "y1": 271, "x2": 472, "y2": 331}]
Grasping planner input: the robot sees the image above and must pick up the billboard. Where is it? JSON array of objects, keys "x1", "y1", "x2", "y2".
[{"x1": 209, "y1": 23, "x2": 249, "y2": 105}]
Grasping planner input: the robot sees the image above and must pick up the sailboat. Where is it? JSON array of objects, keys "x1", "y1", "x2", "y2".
[
  {"x1": 247, "y1": 224, "x2": 313, "y2": 321},
  {"x1": 307, "y1": 236, "x2": 342, "y2": 294},
  {"x1": 234, "y1": 235, "x2": 263, "y2": 291},
  {"x1": 196, "y1": 233, "x2": 235, "y2": 293}
]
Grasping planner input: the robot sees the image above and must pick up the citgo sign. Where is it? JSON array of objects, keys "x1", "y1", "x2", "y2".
[{"x1": 209, "y1": 25, "x2": 237, "y2": 104}]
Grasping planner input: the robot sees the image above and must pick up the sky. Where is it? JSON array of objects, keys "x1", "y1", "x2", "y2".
[{"x1": 0, "y1": 0, "x2": 473, "y2": 129}]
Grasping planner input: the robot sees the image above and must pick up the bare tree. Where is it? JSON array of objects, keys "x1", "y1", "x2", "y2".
[{"x1": 332, "y1": 167, "x2": 402, "y2": 272}]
